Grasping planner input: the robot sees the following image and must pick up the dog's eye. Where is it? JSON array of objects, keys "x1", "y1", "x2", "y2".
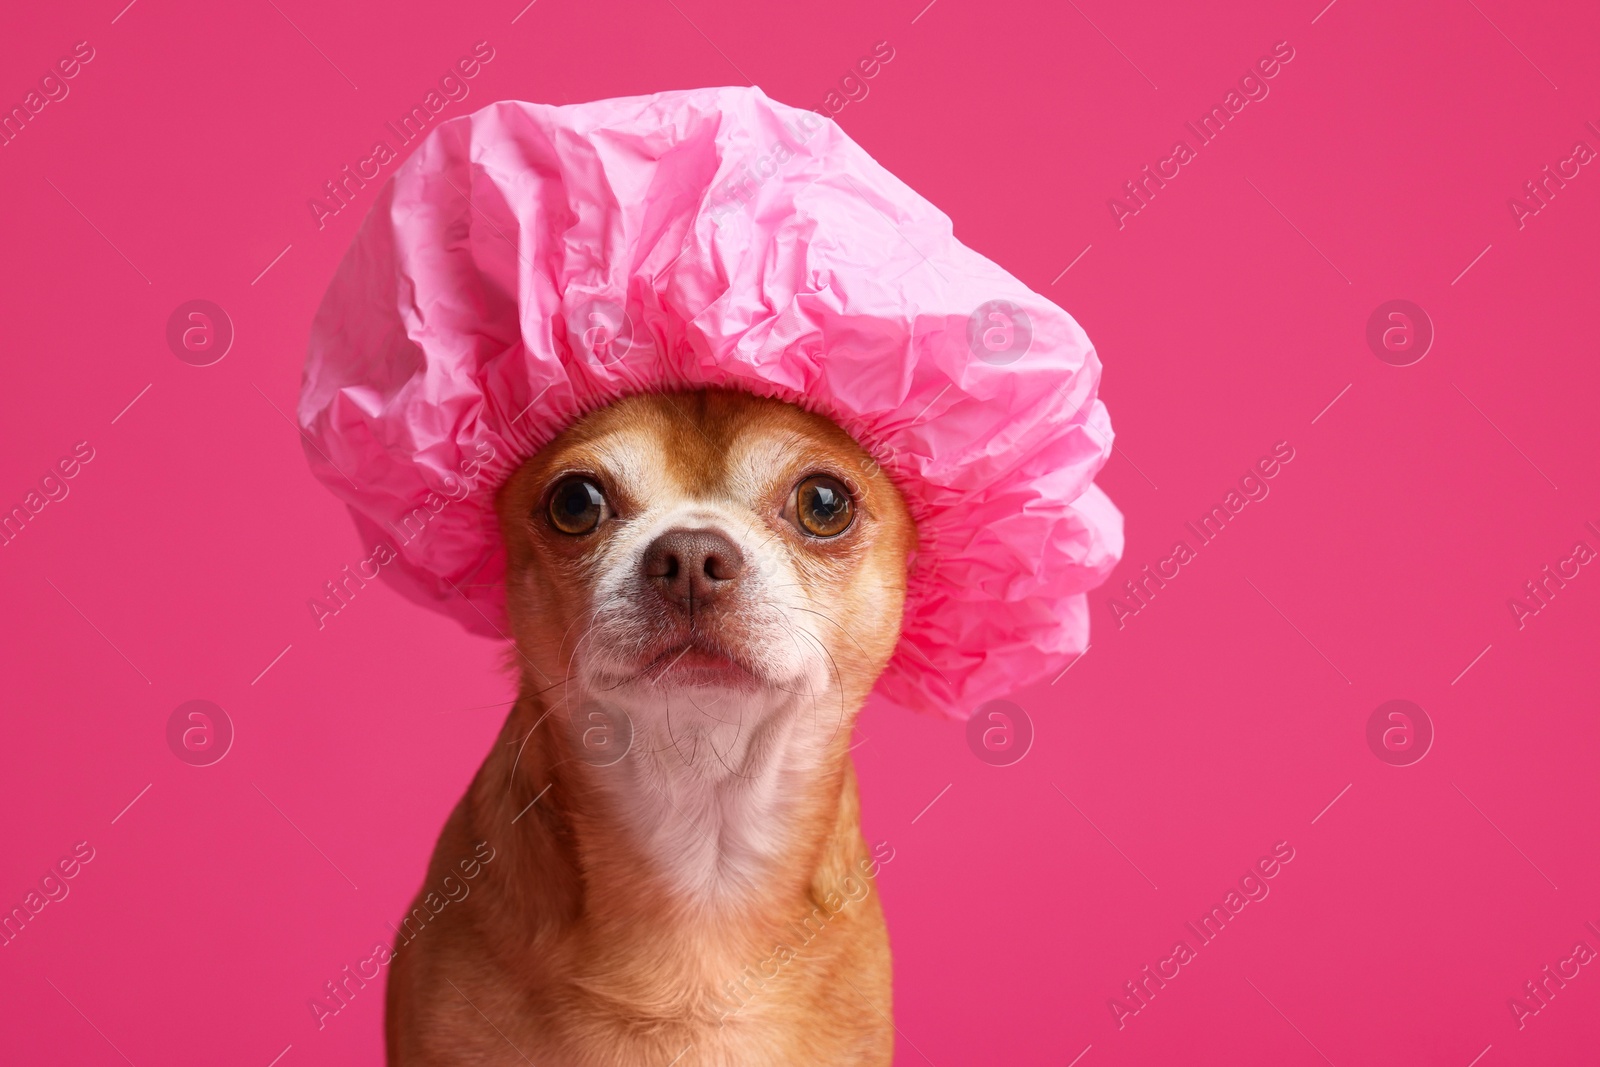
[
  {"x1": 548, "y1": 477, "x2": 605, "y2": 535},
  {"x1": 794, "y1": 475, "x2": 854, "y2": 538}
]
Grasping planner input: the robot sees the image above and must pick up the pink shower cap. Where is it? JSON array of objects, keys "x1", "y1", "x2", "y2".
[{"x1": 297, "y1": 86, "x2": 1122, "y2": 719}]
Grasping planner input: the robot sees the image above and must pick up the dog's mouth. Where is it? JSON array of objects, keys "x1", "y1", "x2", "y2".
[{"x1": 630, "y1": 634, "x2": 761, "y2": 688}]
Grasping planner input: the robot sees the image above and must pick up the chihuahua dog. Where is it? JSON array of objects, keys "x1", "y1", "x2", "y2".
[{"x1": 385, "y1": 389, "x2": 916, "y2": 1065}]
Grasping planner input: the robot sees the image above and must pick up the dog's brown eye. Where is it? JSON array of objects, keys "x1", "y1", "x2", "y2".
[
  {"x1": 548, "y1": 477, "x2": 605, "y2": 535},
  {"x1": 795, "y1": 475, "x2": 853, "y2": 538}
]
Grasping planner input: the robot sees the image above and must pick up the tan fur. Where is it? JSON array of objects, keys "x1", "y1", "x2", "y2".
[{"x1": 386, "y1": 390, "x2": 915, "y2": 1066}]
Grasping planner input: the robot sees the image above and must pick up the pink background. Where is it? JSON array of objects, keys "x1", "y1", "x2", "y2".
[{"x1": 2, "y1": 0, "x2": 1597, "y2": 1064}]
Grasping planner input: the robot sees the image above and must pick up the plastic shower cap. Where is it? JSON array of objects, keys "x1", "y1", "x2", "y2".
[{"x1": 297, "y1": 85, "x2": 1123, "y2": 719}]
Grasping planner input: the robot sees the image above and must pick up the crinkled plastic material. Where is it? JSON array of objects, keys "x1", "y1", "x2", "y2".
[{"x1": 297, "y1": 86, "x2": 1123, "y2": 719}]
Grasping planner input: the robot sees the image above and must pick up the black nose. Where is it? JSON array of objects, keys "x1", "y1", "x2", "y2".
[{"x1": 642, "y1": 528, "x2": 745, "y2": 612}]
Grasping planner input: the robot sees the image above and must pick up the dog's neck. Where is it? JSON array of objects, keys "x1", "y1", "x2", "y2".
[
  {"x1": 576, "y1": 687, "x2": 850, "y2": 901},
  {"x1": 477, "y1": 681, "x2": 862, "y2": 925}
]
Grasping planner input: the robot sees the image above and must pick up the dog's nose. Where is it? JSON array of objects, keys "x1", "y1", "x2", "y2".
[{"x1": 642, "y1": 527, "x2": 745, "y2": 612}]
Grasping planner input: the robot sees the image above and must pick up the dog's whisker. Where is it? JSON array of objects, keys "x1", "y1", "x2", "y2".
[
  {"x1": 703, "y1": 703, "x2": 755, "y2": 780},
  {"x1": 777, "y1": 604, "x2": 860, "y2": 744},
  {"x1": 787, "y1": 604, "x2": 874, "y2": 662},
  {"x1": 790, "y1": 623, "x2": 848, "y2": 747},
  {"x1": 663, "y1": 692, "x2": 697, "y2": 770},
  {"x1": 774, "y1": 613, "x2": 824, "y2": 735},
  {"x1": 505, "y1": 724, "x2": 540, "y2": 796}
]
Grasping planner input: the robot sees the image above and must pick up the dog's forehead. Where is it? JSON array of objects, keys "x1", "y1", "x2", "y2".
[{"x1": 554, "y1": 393, "x2": 853, "y2": 501}]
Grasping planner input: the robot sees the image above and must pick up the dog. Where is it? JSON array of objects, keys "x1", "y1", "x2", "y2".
[{"x1": 385, "y1": 388, "x2": 917, "y2": 1065}]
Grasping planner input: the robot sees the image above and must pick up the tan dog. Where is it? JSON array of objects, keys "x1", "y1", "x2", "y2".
[{"x1": 385, "y1": 389, "x2": 916, "y2": 1066}]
